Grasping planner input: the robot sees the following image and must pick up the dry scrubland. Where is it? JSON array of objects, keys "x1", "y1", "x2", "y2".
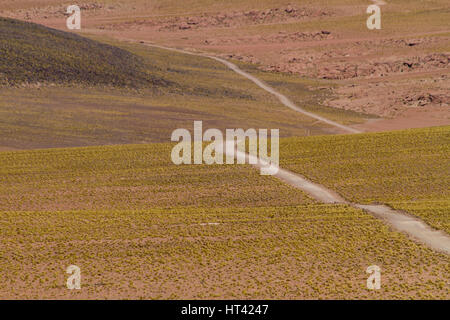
[
  {"x1": 46, "y1": 0, "x2": 446, "y2": 129},
  {"x1": 4, "y1": 0, "x2": 449, "y2": 123},
  {"x1": 0, "y1": 17, "x2": 167, "y2": 88},
  {"x1": 234, "y1": 61, "x2": 372, "y2": 126},
  {"x1": 0, "y1": 143, "x2": 314, "y2": 211},
  {"x1": 0, "y1": 0, "x2": 448, "y2": 300},
  {"x1": 0, "y1": 22, "x2": 351, "y2": 149},
  {"x1": 1, "y1": 206, "x2": 449, "y2": 299},
  {"x1": 0, "y1": 128, "x2": 449, "y2": 299},
  {"x1": 280, "y1": 126, "x2": 450, "y2": 234}
]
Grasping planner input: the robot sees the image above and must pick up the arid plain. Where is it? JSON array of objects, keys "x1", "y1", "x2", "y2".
[{"x1": 0, "y1": 0, "x2": 449, "y2": 299}]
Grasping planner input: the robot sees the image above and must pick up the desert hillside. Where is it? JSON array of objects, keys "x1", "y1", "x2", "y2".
[
  {"x1": 0, "y1": 0, "x2": 448, "y2": 302},
  {"x1": 0, "y1": 17, "x2": 169, "y2": 88}
]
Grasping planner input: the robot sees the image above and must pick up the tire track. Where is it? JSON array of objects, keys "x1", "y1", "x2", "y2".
[
  {"x1": 142, "y1": 42, "x2": 450, "y2": 255},
  {"x1": 142, "y1": 42, "x2": 362, "y2": 134},
  {"x1": 218, "y1": 140, "x2": 450, "y2": 254}
]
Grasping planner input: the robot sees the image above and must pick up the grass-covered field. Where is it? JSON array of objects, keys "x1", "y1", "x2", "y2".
[
  {"x1": 280, "y1": 126, "x2": 450, "y2": 233},
  {"x1": 235, "y1": 61, "x2": 372, "y2": 126},
  {"x1": 0, "y1": 3, "x2": 448, "y2": 300},
  {"x1": 0, "y1": 143, "x2": 313, "y2": 211},
  {"x1": 0, "y1": 33, "x2": 347, "y2": 149},
  {"x1": 0, "y1": 143, "x2": 448, "y2": 299}
]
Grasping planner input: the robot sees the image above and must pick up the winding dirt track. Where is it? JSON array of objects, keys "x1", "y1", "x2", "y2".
[
  {"x1": 210, "y1": 56, "x2": 362, "y2": 134},
  {"x1": 235, "y1": 144, "x2": 450, "y2": 255},
  {"x1": 143, "y1": 42, "x2": 450, "y2": 255},
  {"x1": 144, "y1": 43, "x2": 361, "y2": 134}
]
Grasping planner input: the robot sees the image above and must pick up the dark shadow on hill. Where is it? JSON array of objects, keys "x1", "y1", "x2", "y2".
[{"x1": 0, "y1": 17, "x2": 172, "y2": 88}]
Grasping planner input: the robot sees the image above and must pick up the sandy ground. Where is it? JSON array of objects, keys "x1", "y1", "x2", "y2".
[
  {"x1": 0, "y1": 2, "x2": 449, "y2": 299},
  {"x1": 150, "y1": 41, "x2": 450, "y2": 254},
  {"x1": 353, "y1": 106, "x2": 450, "y2": 132},
  {"x1": 143, "y1": 43, "x2": 361, "y2": 133},
  {"x1": 203, "y1": 60, "x2": 450, "y2": 255},
  {"x1": 0, "y1": 146, "x2": 19, "y2": 151},
  {"x1": 1, "y1": 1, "x2": 449, "y2": 131},
  {"x1": 233, "y1": 142, "x2": 450, "y2": 255},
  {"x1": 275, "y1": 164, "x2": 450, "y2": 255},
  {"x1": 193, "y1": 136, "x2": 450, "y2": 254}
]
